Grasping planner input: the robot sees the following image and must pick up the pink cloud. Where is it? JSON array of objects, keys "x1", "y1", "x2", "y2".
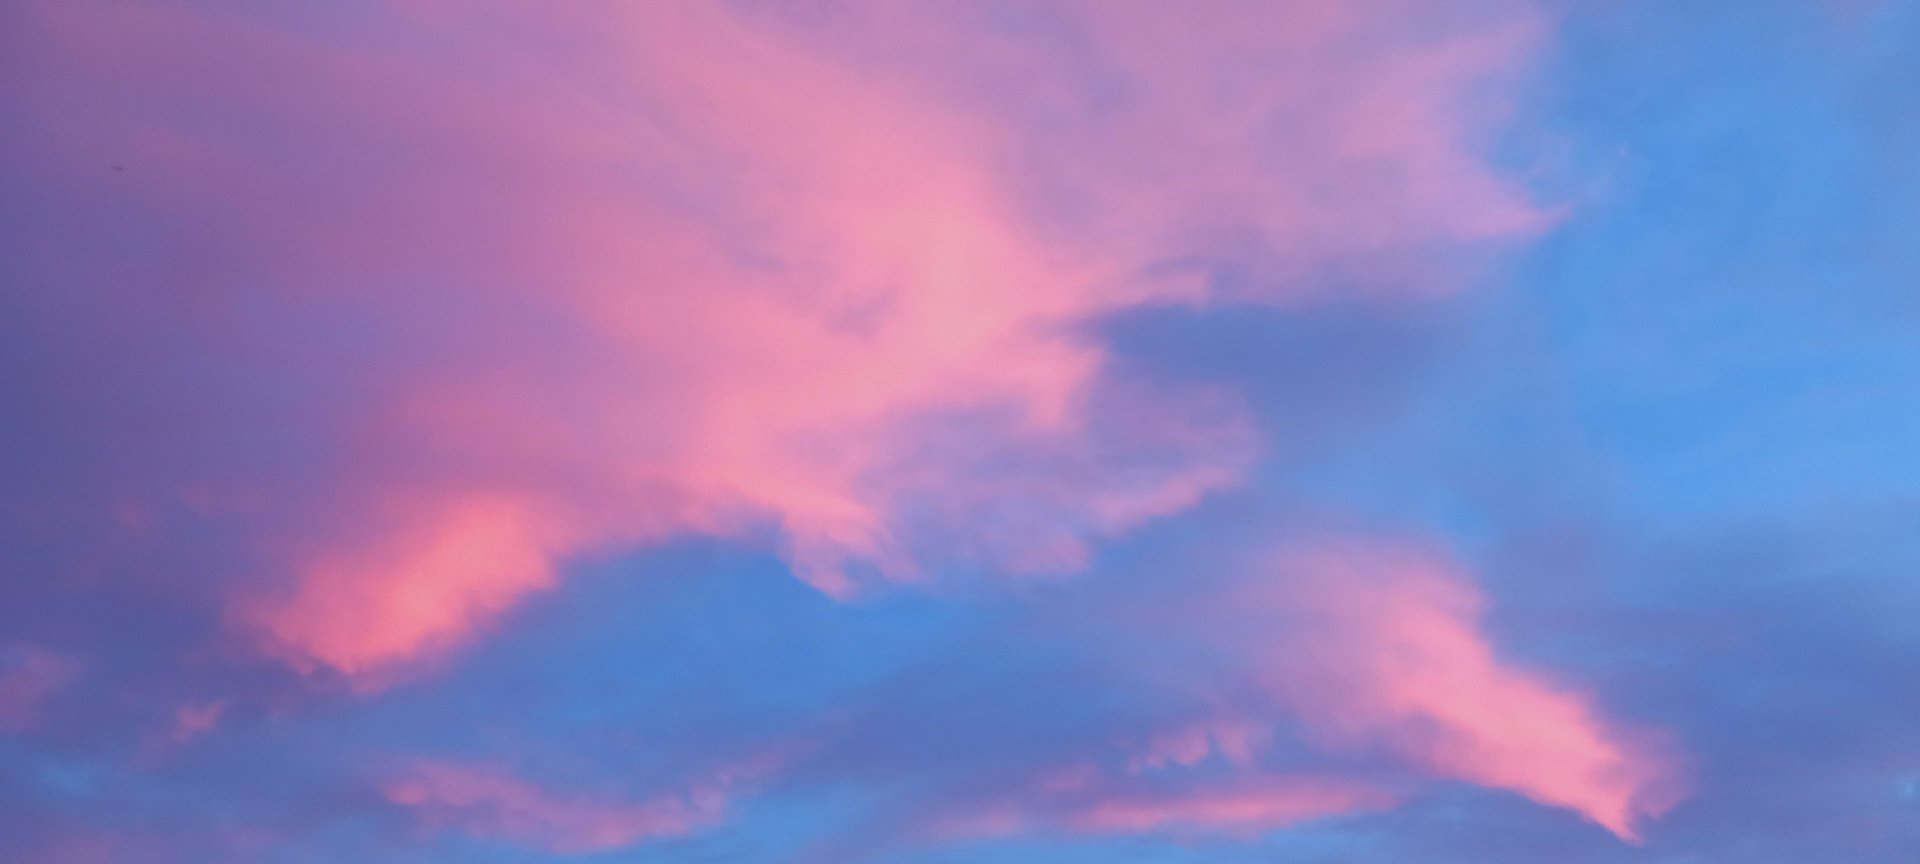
[
  {"x1": 916, "y1": 540, "x2": 1682, "y2": 843},
  {"x1": 949, "y1": 768, "x2": 1395, "y2": 838},
  {"x1": 1130, "y1": 720, "x2": 1269, "y2": 772},
  {"x1": 136, "y1": 699, "x2": 233, "y2": 764},
  {"x1": 14, "y1": 0, "x2": 1551, "y2": 678},
  {"x1": 0, "y1": 643, "x2": 78, "y2": 733},
  {"x1": 1063, "y1": 779, "x2": 1388, "y2": 834},
  {"x1": 382, "y1": 758, "x2": 755, "y2": 854},
  {"x1": 244, "y1": 494, "x2": 577, "y2": 680},
  {"x1": 1205, "y1": 542, "x2": 1686, "y2": 839}
]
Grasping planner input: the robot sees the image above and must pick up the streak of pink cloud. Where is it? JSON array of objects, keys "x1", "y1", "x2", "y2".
[
  {"x1": 1236, "y1": 543, "x2": 1688, "y2": 840},
  {"x1": 935, "y1": 540, "x2": 1684, "y2": 842},
  {"x1": 949, "y1": 769, "x2": 1395, "y2": 838},
  {"x1": 1064, "y1": 778, "x2": 1393, "y2": 835},
  {"x1": 382, "y1": 759, "x2": 746, "y2": 854},
  {"x1": 12, "y1": 0, "x2": 1553, "y2": 680}
]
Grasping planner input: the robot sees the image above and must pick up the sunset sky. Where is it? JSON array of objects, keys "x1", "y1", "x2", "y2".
[{"x1": 3, "y1": 1, "x2": 1918, "y2": 862}]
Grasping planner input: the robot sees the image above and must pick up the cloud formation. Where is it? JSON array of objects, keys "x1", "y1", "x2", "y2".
[
  {"x1": 4, "y1": 0, "x2": 1548, "y2": 679},
  {"x1": 382, "y1": 759, "x2": 741, "y2": 854},
  {"x1": 952, "y1": 541, "x2": 1680, "y2": 842},
  {"x1": 10, "y1": 1, "x2": 1920, "y2": 861},
  {"x1": 1238, "y1": 543, "x2": 1685, "y2": 839}
]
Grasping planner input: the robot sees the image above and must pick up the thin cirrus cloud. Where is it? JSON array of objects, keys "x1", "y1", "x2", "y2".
[{"x1": 8, "y1": 0, "x2": 1551, "y2": 678}]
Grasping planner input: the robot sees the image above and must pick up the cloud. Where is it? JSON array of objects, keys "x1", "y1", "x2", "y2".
[
  {"x1": 788, "y1": 535, "x2": 1683, "y2": 848},
  {"x1": 1059, "y1": 779, "x2": 1390, "y2": 835},
  {"x1": 959, "y1": 540, "x2": 1685, "y2": 841},
  {"x1": 0, "y1": 643, "x2": 77, "y2": 733},
  {"x1": 1234, "y1": 542, "x2": 1686, "y2": 840},
  {"x1": 951, "y1": 769, "x2": 1395, "y2": 838},
  {"x1": 381, "y1": 758, "x2": 747, "y2": 854},
  {"x1": 7, "y1": 0, "x2": 1546, "y2": 681}
]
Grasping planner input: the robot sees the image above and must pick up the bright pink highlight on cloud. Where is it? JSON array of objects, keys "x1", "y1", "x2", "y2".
[
  {"x1": 1244, "y1": 544, "x2": 1686, "y2": 839},
  {"x1": 251, "y1": 495, "x2": 571, "y2": 677},
  {"x1": 382, "y1": 760, "x2": 726, "y2": 854}
]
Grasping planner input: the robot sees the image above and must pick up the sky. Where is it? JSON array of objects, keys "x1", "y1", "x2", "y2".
[{"x1": 2, "y1": 1, "x2": 1917, "y2": 862}]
